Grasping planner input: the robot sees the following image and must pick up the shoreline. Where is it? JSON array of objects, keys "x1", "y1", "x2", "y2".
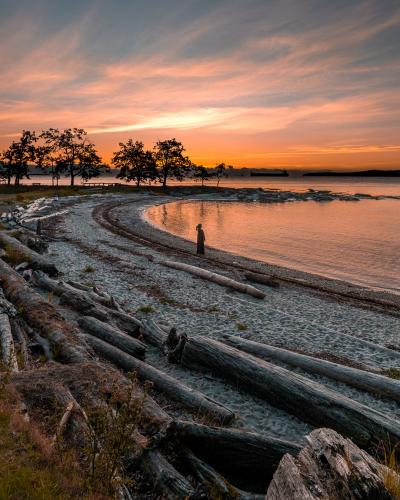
[{"x1": 107, "y1": 193, "x2": 400, "y2": 315}]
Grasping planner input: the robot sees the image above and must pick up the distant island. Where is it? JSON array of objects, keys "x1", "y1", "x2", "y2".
[
  {"x1": 250, "y1": 169, "x2": 288, "y2": 177},
  {"x1": 303, "y1": 169, "x2": 400, "y2": 177}
]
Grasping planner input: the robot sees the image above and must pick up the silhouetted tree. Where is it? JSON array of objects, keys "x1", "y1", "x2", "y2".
[
  {"x1": 154, "y1": 138, "x2": 191, "y2": 187},
  {"x1": 0, "y1": 130, "x2": 37, "y2": 185},
  {"x1": 112, "y1": 140, "x2": 157, "y2": 187},
  {"x1": 41, "y1": 128, "x2": 102, "y2": 186},
  {"x1": 215, "y1": 163, "x2": 227, "y2": 187},
  {"x1": 192, "y1": 165, "x2": 215, "y2": 187}
]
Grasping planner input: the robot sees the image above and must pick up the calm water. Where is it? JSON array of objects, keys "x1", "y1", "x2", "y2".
[
  {"x1": 21, "y1": 175, "x2": 400, "y2": 196},
  {"x1": 146, "y1": 199, "x2": 400, "y2": 294}
]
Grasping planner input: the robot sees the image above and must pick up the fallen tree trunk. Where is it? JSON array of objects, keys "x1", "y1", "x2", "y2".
[
  {"x1": 180, "y1": 336, "x2": 400, "y2": 450},
  {"x1": 10, "y1": 318, "x2": 29, "y2": 368},
  {"x1": 33, "y1": 271, "x2": 141, "y2": 336},
  {"x1": 140, "y1": 319, "x2": 167, "y2": 350},
  {"x1": 141, "y1": 449, "x2": 195, "y2": 499},
  {"x1": 223, "y1": 335, "x2": 400, "y2": 402},
  {"x1": 266, "y1": 428, "x2": 395, "y2": 499},
  {"x1": 170, "y1": 420, "x2": 300, "y2": 493},
  {"x1": 86, "y1": 334, "x2": 234, "y2": 424},
  {"x1": 0, "y1": 313, "x2": 18, "y2": 371},
  {"x1": 0, "y1": 231, "x2": 58, "y2": 275},
  {"x1": 183, "y1": 448, "x2": 264, "y2": 500},
  {"x1": 162, "y1": 260, "x2": 266, "y2": 299},
  {"x1": 79, "y1": 316, "x2": 146, "y2": 360},
  {"x1": 0, "y1": 260, "x2": 87, "y2": 363},
  {"x1": 244, "y1": 271, "x2": 280, "y2": 288},
  {"x1": 66, "y1": 280, "x2": 122, "y2": 311}
]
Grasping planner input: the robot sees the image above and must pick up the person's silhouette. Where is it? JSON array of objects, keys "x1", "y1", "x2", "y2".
[{"x1": 196, "y1": 223, "x2": 205, "y2": 255}]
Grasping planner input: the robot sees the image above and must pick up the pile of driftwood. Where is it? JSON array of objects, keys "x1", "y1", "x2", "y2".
[{"x1": 0, "y1": 226, "x2": 399, "y2": 498}]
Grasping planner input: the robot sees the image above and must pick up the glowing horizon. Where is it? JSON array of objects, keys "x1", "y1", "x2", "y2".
[{"x1": 1, "y1": 0, "x2": 399, "y2": 170}]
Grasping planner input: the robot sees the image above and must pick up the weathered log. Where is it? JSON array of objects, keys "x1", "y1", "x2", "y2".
[
  {"x1": 86, "y1": 334, "x2": 234, "y2": 424},
  {"x1": 181, "y1": 336, "x2": 400, "y2": 450},
  {"x1": 33, "y1": 271, "x2": 141, "y2": 336},
  {"x1": 163, "y1": 260, "x2": 266, "y2": 299},
  {"x1": 244, "y1": 271, "x2": 280, "y2": 288},
  {"x1": 170, "y1": 420, "x2": 300, "y2": 493},
  {"x1": 141, "y1": 449, "x2": 195, "y2": 499},
  {"x1": 223, "y1": 335, "x2": 400, "y2": 402},
  {"x1": 266, "y1": 428, "x2": 396, "y2": 499},
  {"x1": 0, "y1": 231, "x2": 58, "y2": 275},
  {"x1": 66, "y1": 280, "x2": 122, "y2": 311},
  {"x1": 0, "y1": 260, "x2": 87, "y2": 363},
  {"x1": 183, "y1": 448, "x2": 264, "y2": 500},
  {"x1": 78, "y1": 316, "x2": 146, "y2": 360},
  {"x1": 140, "y1": 318, "x2": 167, "y2": 349},
  {"x1": 10, "y1": 318, "x2": 29, "y2": 368},
  {"x1": 0, "y1": 313, "x2": 18, "y2": 371}
]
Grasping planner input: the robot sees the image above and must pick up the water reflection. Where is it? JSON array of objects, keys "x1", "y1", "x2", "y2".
[{"x1": 146, "y1": 199, "x2": 400, "y2": 293}]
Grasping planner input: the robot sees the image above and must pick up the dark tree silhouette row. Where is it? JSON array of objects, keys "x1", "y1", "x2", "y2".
[{"x1": 0, "y1": 129, "x2": 231, "y2": 187}]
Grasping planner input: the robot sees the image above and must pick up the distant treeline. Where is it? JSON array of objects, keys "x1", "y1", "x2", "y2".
[
  {"x1": 303, "y1": 170, "x2": 400, "y2": 177},
  {"x1": 0, "y1": 129, "x2": 232, "y2": 187}
]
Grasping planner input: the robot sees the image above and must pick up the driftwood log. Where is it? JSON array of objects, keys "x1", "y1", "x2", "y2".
[
  {"x1": 223, "y1": 335, "x2": 400, "y2": 402},
  {"x1": 33, "y1": 271, "x2": 141, "y2": 336},
  {"x1": 78, "y1": 316, "x2": 146, "y2": 360},
  {"x1": 180, "y1": 336, "x2": 400, "y2": 450},
  {"x1": 183, "y1": 448, "x2": 264, "y2": 499},
  {"x1": 244, "y1": 271, "x2": 280, "y2": 288},
  {"x1": 66, "y1": 280, "x2": 122, "y2": 311},
  {"x1": 86, "y1": 334, "x2": 234, "y2": 424},
  {"x1": 0, "y1": 231, "x2": 58, "y2": 275},
  {"x1": 162, "y1": 260, "x2": 266, "y2": 299},
  {"x1": 0, "y1": 313, "x2": 18, "y2": 371},
  {"x1": 140, "y1": 319, "x2": 167, "y2": 349},
  {"x1": 0, "y1": 260, "x2": 87, "y2": 363},
  {"x1": 10, "y1": 318, "x2": 29, "y2": 368},
  {"x1": 141, "y1": 449, "x2": 195, "y2": 499},
  {"x1": 266, "y1": 428, "x2": 396, "y2": 499},
  {"x1": 170, "y1": 420, "x2": 301, "y2": 492}
]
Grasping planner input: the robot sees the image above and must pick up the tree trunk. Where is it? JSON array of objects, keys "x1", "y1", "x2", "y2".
[
  {"x1": 266, "y1": 428, "x2": 395, "y2": 500},
  {"x1": 0, "y1": 231, "x2": 58, "y2": 276},
  {"x1": 0, "y1": 259, "x2": 87, "y2": 363},
  {"x1": 223, "y1": 335, "x2": 400, "y2": 402},
  {"x1": 140, "y1": 319, "x2": 167, "y2": 350},
  {"x1": 86, "y1": 334, "x2": 235, "y2": 424},
  {"x1": 140, "y1": 449, "x2": 195, "y2": 499},
  {"x1": 78, "y1": 316, "x2": 146, "y2": 359},
  {"x1": 170, "y1": 420, "x2": 301, "y2": 493},
  {"x1": 162, "y1": 261, "x2": 265, "y2": 299},
  {"x1": 180, "y1": 336, "x2": 400, "y2": 451},
  {"x1": 244, "y1": 271, "x2": 280, "y2": 288},
  {"x1": 0, "y1": 313, "x2": 18, "y2": 371},
  {"x1": 32, "y1": 271, "x2": 141, "y2": 336}
]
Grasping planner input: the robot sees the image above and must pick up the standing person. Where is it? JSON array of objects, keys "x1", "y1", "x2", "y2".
[{"x1": 196, "y1": 223, "x2": 205, "y2": 255}]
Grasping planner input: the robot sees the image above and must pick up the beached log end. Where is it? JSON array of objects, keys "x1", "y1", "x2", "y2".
[{"x1": 266, "y1": 428, "x2": 396, "y2": 500}]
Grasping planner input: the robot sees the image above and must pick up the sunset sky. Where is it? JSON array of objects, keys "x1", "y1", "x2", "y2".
[{"x1": 1, "y1": 0, "x2": 399, "y2": 169}]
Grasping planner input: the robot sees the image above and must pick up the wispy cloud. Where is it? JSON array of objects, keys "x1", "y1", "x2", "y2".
[{"x1": 0, "y1": 0, "x2": 399, "y2": 168}]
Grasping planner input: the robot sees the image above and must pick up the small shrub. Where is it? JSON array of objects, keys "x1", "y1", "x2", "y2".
[
  {"x1": 137, "y1": 305, "x2": 154, "y2": 314},
  {"x1": 236, "y1": 322, "x2": 248, "y2": 331},
  {"x1": 82, "y1": 265, "x2": 95, "y2": 273},
  {"x1": 83, "y1": 373, "x2": 149, "y2": 496}
]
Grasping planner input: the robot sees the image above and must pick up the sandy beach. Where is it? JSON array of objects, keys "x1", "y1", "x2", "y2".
[{"x1": 18, "y1": 189, "x2": 398, "y2": 445}]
